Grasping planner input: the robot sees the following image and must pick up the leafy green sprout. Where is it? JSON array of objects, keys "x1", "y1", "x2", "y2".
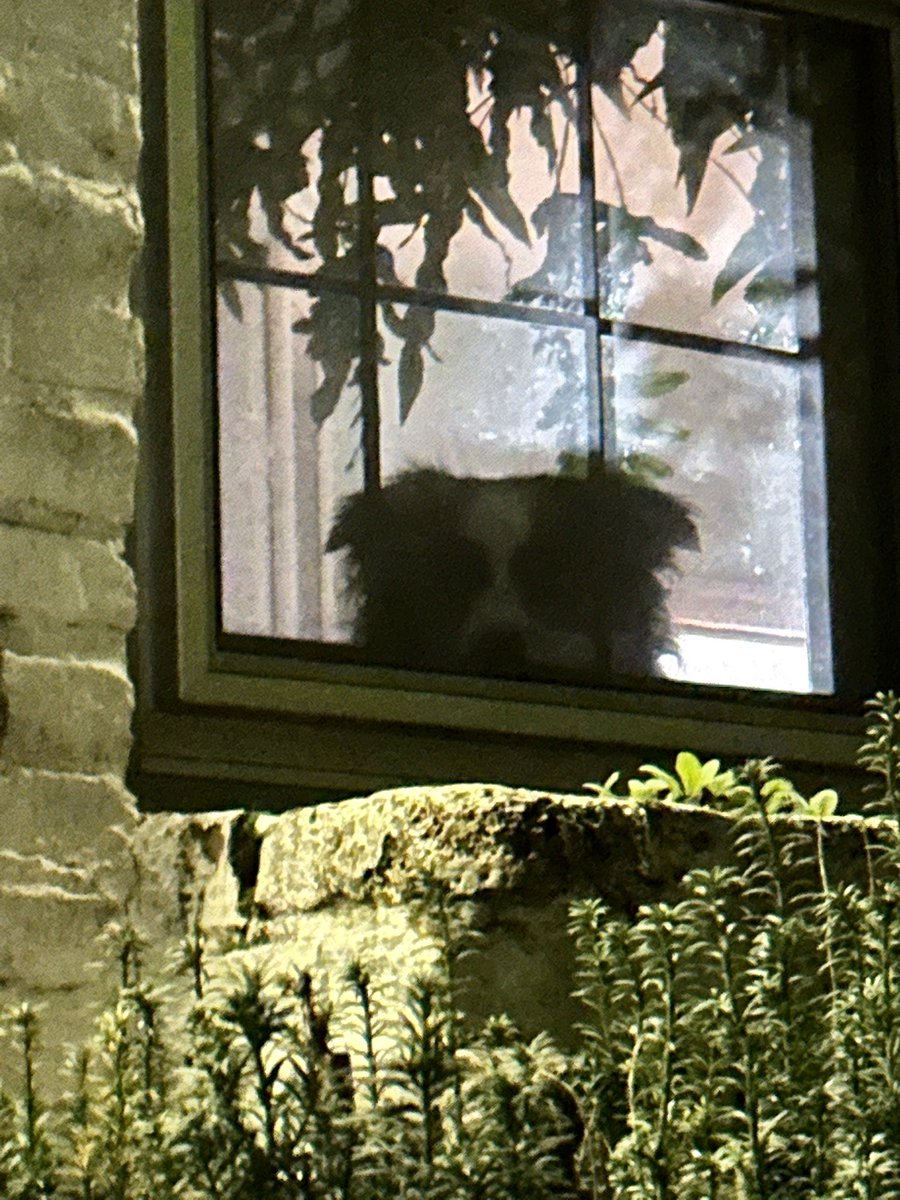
[{"x1": 584, "y1": 749, "x2": 839, "y2": 818}]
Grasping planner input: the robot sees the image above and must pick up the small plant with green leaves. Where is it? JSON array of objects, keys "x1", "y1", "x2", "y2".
[
  {"x1": 586, "y1": 749, "x2": 840, "y2": 818},
  {"x1": 859, "y1": 689, "x2": 900, "y2": 822},
  {"x1": 0, "y1": 1004, "x2": 56, "y2": 1200}
]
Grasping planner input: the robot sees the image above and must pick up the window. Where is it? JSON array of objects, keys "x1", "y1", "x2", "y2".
[{"x1": 132, "y1": 0, "x2": 900, "y2": 806}]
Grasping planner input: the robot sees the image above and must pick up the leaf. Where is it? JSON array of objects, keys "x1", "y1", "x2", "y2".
[
  {"x1": 806, "y1": 789, "x2": 839, "y2": 818},
  {"x1": 638, "y1": 218, "x2": 707, "y2": 262},
  {"x1": 712, "y1": 138, "x2": 794, "y2": 312},
  {"x1": 712, "y1": 228, "x2": 762, "y2": 306},
  {"x1": 218, "y1": 278, "x2": 243, "y2": 321},
  {"x1": 698, "y1": 758, "x2": 723, "y2": 789},
  {"x1": 675, "y1": 751, "x2": 705, "y2": 797},
  {"x1": 743, "y1": 274, "x2": 795, "y2": 308},
  {"x1": 528, "y1": 108, "x2": 557, "y2": 171},
  {"x1": 620, "y1": 452, "x2": 674, "y2": 481},
  {"x1": 375, "y1": 243, "x2": 402, "y2": 286},
  {"x1": 487, "y1": 32, "x2": 565, "y2": 172},
  {"x1": 295, "y1": 294, "x2": 357, "y2": 426},
  {"x1": 761, "y1": 777, "x2": 793, "y2": 799},
  {"x1": 723, "y1": 130, "x2": 761, "y2": 156},
  {"x1": 706, "y1": 768, "x2": 737, "y2": 797},
  {"x1": 724, "y1": 784, "x2": 753, "y2": 807},
  {"x1": 465, "y1": 195, "x2": 511, "y2": 256},
  {"x1": 638, "y1": 764, "x2": 682, "y2": 797},
  {"x1": 628, "y1": 778, "x2": 671, "y2": 801},
  {"x1": 598, "y1": 203, "x2": 707, "y2": 315},
  {"x1": 381, "y1": 302, "x2": 408, "y2": 340},
  {"x1": 633, "y1": 71, "x2": 664, "y2": 104},
  {"x1": 511, "y1": 193, "x2": 587, "y2": 307},
  {"x1": 651, "y1": 8, "x2": 779, "y2": 213},
  {"x1": 398, "y1": 341, "x2": 424, "y2": 422},
  {"x1": 583, "y1": 772, "x2": 621, "y2": 797},
  {"x1": 469, "y1": 179, "x2": 531, "y2": 247},
  {"x1": 762, "y1": 778, "x2": 799, "y2": 814},
  {"x1": 591, "y1": 0, "x2": 662, "y2": 109}
]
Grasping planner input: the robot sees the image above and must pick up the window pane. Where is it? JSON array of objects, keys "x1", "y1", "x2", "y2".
[
  {"x1": 208, "y1": 0, "x2": 360, "y2": 279},
  {"x1": 594, "y1": 0, "x2": 816, "y2": 354},
  {"x1": 377, "y1": 60, "x2": 590, "y2": 310},
  {"x1": 602, "y1": 334, "x2": 832, "y2": 692},
  {"x1": 217, "y1": 282, "x2": 362, "y2": 642},
  {"x1": 206, "y1": 0, "x2": 858, "y2": 697},
  {"x1": 378, "y1": 307, "x2": 595, "y2": 479}
]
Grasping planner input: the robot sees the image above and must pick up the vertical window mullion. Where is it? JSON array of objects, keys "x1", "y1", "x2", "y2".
[
  {"x1": 575, "y1": 30, "x2": 605, "y2": 461},
  {"x1": 356, "y1": 0, "x2": 382, "y2": 493}
]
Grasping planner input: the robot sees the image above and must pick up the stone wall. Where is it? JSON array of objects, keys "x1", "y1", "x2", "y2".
[
  {"x1": 131, "y1": 784, "x2": 877, "y2": 1051},
  {"x1": 0, "y1": 0, "x2": 144, "y2": 1081}
]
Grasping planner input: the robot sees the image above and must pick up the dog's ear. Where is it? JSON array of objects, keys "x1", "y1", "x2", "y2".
[
  {"x1": 326, "y1": 470, "x2": 460, "y2": 557},
  {"x1": 325, "y1": 488, "x2": 414, "y2": 607},
  {"x1": 326, "y1": 471, "x2": 473, "y2": 612},
  {"x1": 579, "y1": 459, "x2": 698, "y2": 567},
  {"x1": 325, "y1": 489, "x2": 384, "y2": 555},
  {"x1": 621, "y1": 477, "x2": 699, "y2": 569}
]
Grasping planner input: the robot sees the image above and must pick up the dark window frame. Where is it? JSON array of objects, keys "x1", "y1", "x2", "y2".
[{"x1": 130, "y1": 0, "x2": 900, "y2": 812}]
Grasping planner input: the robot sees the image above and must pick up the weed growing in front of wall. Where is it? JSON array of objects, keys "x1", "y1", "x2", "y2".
[{"x1": 3, "y1": 692, "x2": 900, "y2": 1198}]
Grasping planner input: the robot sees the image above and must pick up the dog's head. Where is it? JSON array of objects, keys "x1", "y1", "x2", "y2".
[{"x1": 326, "y1": 461, "x2": 698, "y2": 683}]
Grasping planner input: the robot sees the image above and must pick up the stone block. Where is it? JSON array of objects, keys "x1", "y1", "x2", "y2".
[
  {"x1": 0, "y1": 849, "x2": 97, "y2": 894},
  {"x1": 252, "y1": 784, "x2": 879, "y2": 1041},
  {"x1": 131, "y1": 810, "x2": 256, "y2": 940},
  {"x1": 0, "y1": 616, "x2": 129, "y2": 663},
  {"x1": 2, "y1": 653, "x2": 133, "y2": 774},
  {"x1": 238, "y1": 896, "x2": 584, "y2": 1047},
  {"x1": 0, "y1": 162, "x2": 141, "y2": 301},
  {"x1": 0, "y1": 524, "x2": 135, "y2": 659},
  {"x1": 0, "y1": 399, "x2": 136, "y2": 536},
  {"x1": 0, "y1": 299, "x2": 10, "y2": 371},
  {"x1": 0, "y1": 883, "x2": 117, "y2": 990},
  {"x1": 12, "y1": 291, "x2": 143, "y2": 396},
  {"x1": 254, "y1": 783, "x2": 741, "y2": 917},
  {"x1": 0, "y1": 50, "x2": 140, "y2": 183},
  {"x1": 0, "y1": 767, "x2": 138, "y2": 863},
  {"x1": 0, "y1": 164, "x2": 143, "y2": 395},
  {"x1": 0, "y1": 0, "x2": 137, "y2": 90}
]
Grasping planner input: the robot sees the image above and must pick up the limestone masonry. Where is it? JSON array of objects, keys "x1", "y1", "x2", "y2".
[{"x1": 0, "y1": 0, "x2": 143, "y2": 1087}]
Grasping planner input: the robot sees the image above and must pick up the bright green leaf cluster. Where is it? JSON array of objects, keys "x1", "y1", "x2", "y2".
[{"x1": 586, "y1": 751, "x2": 840, "y2": 819}]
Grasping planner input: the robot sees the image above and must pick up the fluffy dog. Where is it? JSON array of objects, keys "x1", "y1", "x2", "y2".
[{"x1": 326, "y1": 459, "x2": 698, "y2": 685}]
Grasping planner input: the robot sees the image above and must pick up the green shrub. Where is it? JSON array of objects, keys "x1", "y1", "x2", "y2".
[{"x1": 3, "y1": 692, "x2": 900, "y2": 1199}]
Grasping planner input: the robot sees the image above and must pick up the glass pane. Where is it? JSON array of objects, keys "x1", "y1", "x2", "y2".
[
  {"x1": 207, "y1": 0, "x2": 360, "y2": 279},
  {"x1": 378, "y1": 307, "x2": 594, "y2": 479},
  {"x1": 216, "y1": 281, "x2": 362, "y2": 642},
  {"x1": 593, "y1": 0, "x2": 817, "y2": 353},
  {"x1": 602, "y1": 334, "x2": 832, "y2": 692},
  {"x1": 377, "y1": 61, "x2": 590, "y2": 310},
  {"x1": 329, "y1": 307, "x2": 726, "y2": 686}
]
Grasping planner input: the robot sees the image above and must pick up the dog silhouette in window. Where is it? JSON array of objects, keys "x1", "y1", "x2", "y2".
[{"x1": 327, "y1": 458, "x2": 698, "y2": 685}]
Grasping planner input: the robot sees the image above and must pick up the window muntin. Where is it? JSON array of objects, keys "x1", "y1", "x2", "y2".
[{"x1": 208, "y1": 0, "x2": 884, "y2": 697}]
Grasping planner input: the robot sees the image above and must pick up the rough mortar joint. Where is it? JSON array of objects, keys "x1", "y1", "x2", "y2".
[
  {"x1": 44, "y1": 166, "x2": 143, "y2": 233},
  {"x1": 69, "y1": 402, "x2": 138, "y2": 444}
]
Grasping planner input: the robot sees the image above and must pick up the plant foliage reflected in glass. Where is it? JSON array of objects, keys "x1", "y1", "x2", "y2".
[{"x1": 209, "y1": 0, "x2": 864, "y2": 694}]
